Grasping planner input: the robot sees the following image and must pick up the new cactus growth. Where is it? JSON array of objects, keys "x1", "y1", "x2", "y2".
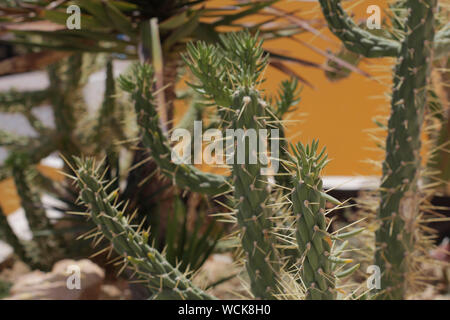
[
  {"x1": 317, "y1": 0, "x2": 446, "y2": 299},
  {"x1": 291, "y1": 141, "x2": 335, "y2": 299}
]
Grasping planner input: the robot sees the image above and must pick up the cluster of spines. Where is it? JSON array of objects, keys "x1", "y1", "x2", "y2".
[{"x1": 118, "y1": 63, "x2": 229, "y2": 196}]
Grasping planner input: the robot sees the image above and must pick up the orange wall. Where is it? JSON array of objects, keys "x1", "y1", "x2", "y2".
[
  {"x1": 1, "y1": 1, "x2": 394, "y2": 214},
  {"x1": 199, "y1": 0, "x2": 393, "y2": 176}
]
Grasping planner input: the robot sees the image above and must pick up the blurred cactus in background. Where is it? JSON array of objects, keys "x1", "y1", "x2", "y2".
[
  {"x1": 318, "y1": 0, "x2": 449, "y2": 299},
  {"x1": 0, "y1": 52, "x2": 118, "y2": 269}
]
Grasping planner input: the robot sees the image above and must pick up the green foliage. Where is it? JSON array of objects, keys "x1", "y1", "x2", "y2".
[{"x1": 290, "y1": 141, "x2": 360, "y2": 299}]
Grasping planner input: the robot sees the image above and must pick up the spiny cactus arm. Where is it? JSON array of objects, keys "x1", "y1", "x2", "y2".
[
  {"x1": 230, "y1": 88, "x2": 279, "y2": 299},
  {"x1": 4, "y1": 133, "x2": 59, "y2": 165},
  {"x1": 74, "y1": 158, "x2": 215, "y2": 300},
  {"x1": 182, "y1": 41, "x2": 233, "y2": 108},
  {"x1": 118, "y1": 64, "x2": 228, "y2": 196},
  {"x1": 0, "y1": 89, "x2": 48, "y2": 113},
  {"x1": 183, "y1": 31, "x2": 269, "y2": 106},
  {"x1": 376, "y1": 0, "x2": 436, "y2": 300},
  {"x1": 317, "y1": 0, "x2": 400, "y2": 57},
  {"x1": 290, "y1": 141, "x2": 335, "y2": 300},
  {"x1": 0, "y1": 206, "x2": 33, "y2": 267}
]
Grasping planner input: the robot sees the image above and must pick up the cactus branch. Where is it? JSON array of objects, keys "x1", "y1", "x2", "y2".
[
  {"x1": 118, "y1": 64, "x2": 228, "y2": 196},
  {"x1": 230, "y1": 88, "x2": 279, "y2": 299},
  {"x1": 74, "y1": 157, "x2": 215, "y2": 300},
  {"x1": 291, "y1": 141, "x2": 335, "y2": 299},
  {"x1": 317, "y1": 0, "x2": 400, "y2": 57}
]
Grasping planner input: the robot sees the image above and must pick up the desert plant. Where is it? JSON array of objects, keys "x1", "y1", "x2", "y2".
[
  {"x1": 0, "y1": 1, "x2": 274, "y2": 272},
  {"x1": 317, "y1": 0, "x2": 449, "y2": 299},
  {"x1": 0, "y1": 53, "x2": 122, "y2": 268},
  {"x1": 71, "y1": 31, "x2": 360, "y2": 300},
  {"x1": 1, "y1": 1, "x2": 365, "y2": 273}
]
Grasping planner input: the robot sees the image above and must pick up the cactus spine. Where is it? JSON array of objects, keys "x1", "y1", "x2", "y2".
[{"x1": 318, "y1": 0, "x2": 441, "y2": 299}]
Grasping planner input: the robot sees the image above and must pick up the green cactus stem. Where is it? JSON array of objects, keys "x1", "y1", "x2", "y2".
[
  {"x1": 291, "y1": 141, "x2": 335, "y2": 299},
  {"x1": 318, "y1": 0, "x2": 400, "y2": 57},
  {"x1": 229, "y1": 88, "x2": 279, "y2": 299},
  {"x1": 74, "y1": 158, "x2": 215, "y2": 300},
  {"x1": 0, "y1": 89, "x2": 48, "y2": 113},
  {"x1": 318, "y1": 0, "x2": 447, "y2": 59},
  {"x1": 118, "y1": 64, "x2": 228, "y2": 196},
  {"x1": 318, "y1": 0, "x2": 439, "y2": 299}
]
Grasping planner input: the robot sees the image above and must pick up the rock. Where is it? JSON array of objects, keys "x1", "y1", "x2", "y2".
[
  {"x1": 5, "y1": 259, "x2": 104, "y2": 300},
  {"x1": 99, "y1": 279, "x2": 131, "y2": 300}
]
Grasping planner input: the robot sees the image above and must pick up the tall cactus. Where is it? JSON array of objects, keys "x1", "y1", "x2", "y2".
[{"x1": 318, "y1": 0, "x2": 443, "y2": 299}]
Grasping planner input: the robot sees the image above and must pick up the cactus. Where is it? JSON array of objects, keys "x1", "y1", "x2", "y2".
[
  {"x1": 73, "y1": 158, "x2": 215, "y2": 300},
  {"x1": 119, "y1": 33, "x2": 280, "y2": 298},
  {"x1": 317, "y1": 0, "x2": 446, "y2": 299},
  {"x1": 68, "y1": 31, "x2": 361, "y2": 300}
]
